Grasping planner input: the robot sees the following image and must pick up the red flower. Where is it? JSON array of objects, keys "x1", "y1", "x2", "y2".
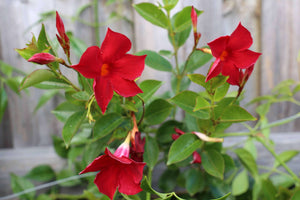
[
  {"x1": 28, "y1": 53, "x2": 56, "y2": 65},
  {"x1": 56, "y1": 11, "x2": 70, "y2": 58},
  {"x1": 130, "y1": 132, "x2": 145, "y2": 162},
  {"x1": 80, "y1": 147, "x2": 145, "y2": 200},
  {"x1": 71, "y1": 28, "x2": 146, "y2": 114},
  {"x1": 205, "y1": 23, "x2": 261, "y2": 82},
  {"x1": 226, "y1": 64, "x2": 254, "y2": 86},
  {"x1": 191, "y1": 6, "x2": 197, "y2": 32}
]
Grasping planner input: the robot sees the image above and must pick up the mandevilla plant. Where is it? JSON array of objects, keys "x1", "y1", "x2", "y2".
[{"x1": 8, "y1": 1, "x2": 300, "y2": 200}]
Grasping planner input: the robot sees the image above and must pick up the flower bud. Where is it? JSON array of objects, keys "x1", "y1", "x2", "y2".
[{"x1": 28, "y1": 53, "x2": 56, "y2": 65}]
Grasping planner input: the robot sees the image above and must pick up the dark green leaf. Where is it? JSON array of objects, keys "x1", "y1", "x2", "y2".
[
  {"x1": 170, "y1": 26, "x2": 192, "y2": 48},
  {"x1": 170, "y1": 90, "x2": 210, "y2": 119},
  {"x1": 136, "y1": 50, "x2": 172, "y2": 72},
  {"x1": 211, "y1": 192, "x2": 232, "y2": 200},
  {"x1": 186, "y1": 49, "x2": 212, "y2": 72},
  {"x1": 144, "y1": 136, "x2": 159, "y2": 170},
  {"x1": 62, "y1": 110, "x2": 86, "y2": 147},
  {"x1": 52, "y1": 135, "x2": 69, "y2": 158},
  {"x1": 167, "y1": 133, "x2": 201, "y2": 165},
  {"x1": 141, "y1": 176, "x2": 168, "y2": 198},
  {"x1": 156, "y1": 120, "x2": 184, "y2": 144},
  {"x1": 291, "y1": 190, "x2": 300, "y2": 200},
  {"x1": 235, "y1": 148, "x2": 258, "y2": 178},
  {"x1": 218, "y1": 105, "x2": 256, "y2": 123},
  {"x1": 10, "y1": 173, "x2": 35, "y2": 200},
  {"x1": 159, "y1": 168, "x2": 180, "y2": 192},
  {"x1": 93, "y1": 113, "x2": 124, "y2": 140},
  {"x1": 20, "y1": 69, "x2": 57, "y2": 90},
  {"x1": 201, "y1": 149, "x2": 224, "y2": 180},
  {"x1": 133, "y1": 3, "x2": 168, "y2": 29},
  {"x1": 25, "y1": 165, "x2": 55, "y2": 182},
  {"x1": 72, "y1": 91, "x2": 90, "y2": 101},
  {"x1": 232, "y1": 170, "x2": 249, "y2": 196},
  {"x1": 145, "y1": 99, "x2": 173, "y2": 125},
  {"x1": 185, "y1": 168, "x2": 205, "y2": 195}
]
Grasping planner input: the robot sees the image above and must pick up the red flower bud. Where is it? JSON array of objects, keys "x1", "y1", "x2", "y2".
[
  {"x1": 191, "y1": 6, "x2": 197, "y2": 32},
  {"x1": 28, "y1": 53, "x2": 56, "y2": 65}
]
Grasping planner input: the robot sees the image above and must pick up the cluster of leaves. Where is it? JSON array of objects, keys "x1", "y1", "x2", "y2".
[{"x1": 7, "y1": 0, "x2": 300, "y2": 200}]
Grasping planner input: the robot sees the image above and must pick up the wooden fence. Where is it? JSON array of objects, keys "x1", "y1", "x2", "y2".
[{"x1": 0, "y1": 0, "x2": 300, "y2": 196}]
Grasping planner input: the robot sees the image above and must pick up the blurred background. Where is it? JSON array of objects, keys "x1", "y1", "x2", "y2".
[{"x1": 0, "y1": 0, "x2": 299, "y2": 196}]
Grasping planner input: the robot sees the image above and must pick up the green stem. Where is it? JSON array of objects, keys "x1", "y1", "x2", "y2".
[
  {"x1": 52, "y1": 69, "x2": 81, "y2": 91},
  {"x1": 146, "y1": 169, "x2": 152, "y2": 200},
  {"x1": 93, "y1": 0, "x2": 101, "y2": 46},
  {"x1": 257, "y1": 137, "x2": 300, "y2": 186}
]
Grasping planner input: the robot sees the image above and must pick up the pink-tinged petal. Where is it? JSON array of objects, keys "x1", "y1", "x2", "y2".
[
  {"x1": 114, "y1": 142, "x2": 130, "y2": 158},
  {"x1": 93, "y1": 77, "x2": 114, "y2": 114},
  {"x1": 28, "y1": 53, "x2": 56, "y2": 65},
  {"x1": 56, "y1": 11, "x2": 65, "y2": 37},
  {"x1": 205, "y1": 58, "x2": 222, "y2": 82},
  {"x1": 94, "y1": 166, "x2": 119, "y2": 200},
  {"x1": 227, "y1": 23, "x2": 252, "y2": 51},
  {"x1": 111, "y1": 76, "x2": 143, "y2": 97},
  {"x1": 112, "y1": 54, "x2": 146, "y2": 80},
  {"x1": 208, "y1": 36, "x2": 230, "y2": 58},
  {"x1": 100, "y1": 28, "x2": 131, "y2": 63},
  {"x1": 191, "y1": 151, "x2": 201, "y2": 164},
  {"x1": 230, "y1": 49, "x2": 261, "y2": 69},
  {"x1": 71, "y1": 46, "x2": 102, "y2": 79},
  {"x1": 172, "y1": 134, "x2": 180, "y2": 140}
]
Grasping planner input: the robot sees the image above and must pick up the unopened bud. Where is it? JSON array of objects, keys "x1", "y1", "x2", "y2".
[{"x1": 28, "y1": 53, "x2": 56, "y2": 65}]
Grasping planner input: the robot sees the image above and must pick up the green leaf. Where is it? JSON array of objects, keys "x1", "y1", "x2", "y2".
[
  {"x1": 218, "y1": 105, "x2": 256, "y2": 123},
  {"x1": 93, "y1": 113, "x2": 124, "y2": 140},
  {"x1": 141, "y1": 177, "x2": 168, "y2": 199},
  {"x1": 20, "y1": 69, "x2": 57, "y2": 90},
  {"x1": 15, "y1": 36, "x2": 39, "y2": 60},
  {"x1": 185, "y1": 168, "x2": 205, "y2": 195},
  {"x1": 211, "y1": 192, "x2": 232, "y2": 200},
  {"x1": 167, "y1": 133, "x2": 201, "y2": 165},
  {"x1": 235, "y1": 148, "x2": 258, "y2": 178},
  {"x1": 37, "y1": 194, "x2": 52, "y2": 200},
  {"x1": 72, "y1": 91, "x2": 90, "y2": 101},
  {"x1": 34, "y1": 79, "x2": 72, "y2": 90},
  {"x1": 214, "y1": 83, "x2": 230, "y2": 101},
  {"x1": 34, "y1": 90, "x2": 59, "y2": 112},
  {"x1": 163, "y1": 0, "x2": 179, "y2": 11},
  {"x1": 201, "y1": 149, "x2": 224, "y2": 180},
  {"x1": 186, "y1": 49, "x2": 212, "y2": 72},
  {"x1": 159, "y1": 168, "x2": 180, "y2": 192},
  {"x1": 136, "y1": 50, "x2": 172, "y2": 72},
  {"x1": 171, "y1": 73, "x2": 191, "y2": 93},
  {"x1": 291, "y1": 190, "x2": 300, "y2": 200},
  {"x1": 174, "y1": 6, "x2": 203, "y2": 32},
  {"x1": 10, "y1": 173, "x2": 35, "y2": 200},
  {"x1": 69, "y1": 33, "x2": 88, "y2": 57},
  {"x1": 144, "y1": 136, "x2": 159, "y2": 170},
  {"x1": 56, "y1": 169, "x2": 81, "y2": 187},
  {"x1": 156, "y1": 120, "x2": 184, "y2": 144},
  {"x1": 194, "y1": 96, "x2": 210, "y2": 111},
  {"x1": 135, "y1": 79, "x2": 163, "y2": 107},
  {"x1": 133, "y1": 3, "x2": 168, "y2": 29},
  {"x1": 232, "y1": 170, "x2": 249, "y2": 196},
  {"x1": 6, "y1": 77, "x2": 21, "y2": 94},
  {"x1": 25, "y1": 165, "x2": 55, "y2": 182},
  {"x1": 188, "y1": 73, "x2": 206, "y2": 87},
  {"x1": 145, "y1": 99, "x2": 173, "y2": 125},
  {"x1": 52, "y1": 135, "x2": 69, "y2": 158},
  {"x1": 52, "y1": 101, "x2": 84, "y2": 122},
  {"x1": 170, "y1": 90, "x2": 210, "y2": 119},
  {"x1": 274, "y1": 150, "x2": 299, "y2": 168},
  {"x1": 0, "y1": 88, "x2": 8, "y2": 122},
  {"x1": 62, "y1": 110, "x2": 86, "y2": 147}
]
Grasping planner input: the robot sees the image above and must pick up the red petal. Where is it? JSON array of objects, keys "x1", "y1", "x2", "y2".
[
  {"x1": 111, "y1": 76, "x2": 143, "y2": 97},
  {"x1": 100, "y1": 28, "x2": 131, "y2": 63},
  {"x1": 208, "y1": 36, "x2": 230, "y2": 58},
  {"x1": 112, "y1": 54, "x2": 146, "y2": 80},
  {"x1": 93, "y1": 77, "x2": 114, "y2": 114},
  {"x1": 71, "y1": 46, "x2": 102, "y2": 79},
  {"x1": 56, "y1": 11, "x2": 65, "y2": 37},
  {"x1": 230, "y1": 49, "x2": 261, "y2": 69},
  {"x1": 227, "y1": 22, "x2": 252, "y2": 51},
  {"x1": 205, "y1": 58, "x2": 222, "y2": 82},
  {"x1": 191, "y1": 151, "x2": 201, "y2": 164},
  {"x1": 95, "y1": 166, "x2": 119, "y2": 200},
  {"x1": 221, "y1": 63, "x2": 240, "y2": 86},
  {"x1": 191, "y1": 6, "x2": 197, "y2": 30},
  {"x1": 28, "y1": 53, "x2": 56, "y2": 65}
]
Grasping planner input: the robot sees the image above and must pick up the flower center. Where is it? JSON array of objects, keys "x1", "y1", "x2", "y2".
[
  {"x1": 220, "y1": 50, "x2": 229, "y2": 61},
  {"x1": 101, "y1": 63, "x2": 110, "y2": 76}
]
